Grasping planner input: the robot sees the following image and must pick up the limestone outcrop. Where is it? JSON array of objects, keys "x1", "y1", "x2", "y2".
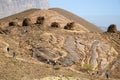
[{"x1": 0, "y1": 9, "x2": 119, "y2": 73}]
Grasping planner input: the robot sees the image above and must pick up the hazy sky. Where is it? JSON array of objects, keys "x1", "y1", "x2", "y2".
[
  {"x1": 49, "y1": 0, "x2": 120, "y2": 30},
  {"x1": 0, "y1": 0, "x2": 49, "y2": 18}
]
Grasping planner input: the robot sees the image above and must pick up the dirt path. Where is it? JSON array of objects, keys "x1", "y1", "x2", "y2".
[{"x1": 4, "y1": 53, "x2": 44, "y2": 65}]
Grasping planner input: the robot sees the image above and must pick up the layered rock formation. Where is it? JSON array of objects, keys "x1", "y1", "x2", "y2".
[{"x1": 0, "y1": 9, "x2": 119, "y2": 75}]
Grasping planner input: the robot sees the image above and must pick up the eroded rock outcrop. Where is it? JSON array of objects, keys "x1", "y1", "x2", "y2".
[
  {"x1": 107, "y1": 24, "x2": 117, "y2": 33},
  {"x1": 22, "y1": 18, "x2": 32, "y2": 26},
  {"x1": 51, "y1": 22, "x2": 60, "y2": 28},
  {"x1": 64, "y1": 22, "x2": 75, "y2": 30},
  {"x1": 9, "y1": 21, "x2": 18, "y2": 26},
  {"x1": 27, "y1": 31, "x2": 118, "y2": 70},
  {"x1": 0, "y1": 9, "x2": 119, "y2": 73},
  {"x1": 36, "y1": 16, "x2": 45, "y2": 24}
]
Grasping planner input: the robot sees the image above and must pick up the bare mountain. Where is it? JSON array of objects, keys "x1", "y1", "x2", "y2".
[{"x1": 0, "y1": 9, "x2": 119, "y2": 80}]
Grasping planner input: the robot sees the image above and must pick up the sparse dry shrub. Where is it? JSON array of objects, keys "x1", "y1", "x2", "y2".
[
  {"x1": 51, "y1": 22, "x2": 60, "y2": 28},
  {"x1": 64, "y1": 22, "x2": 75, "y2": 30},
  {"x1": 82, "y1": 64, "x2": 93, "y2": 71},
  {"x1": 53, "y1": 65, "x2": 61, "y2": 70},
  {"x1": 9, "y1": 21, "x2": 18, "y2": 26},
  {"x1": 22, "y1": 18, "x2": 31, "y2": 26},
  {"x1": 107, "y1": 24, "x2": 117, "y2": 33},
  {"x1": 36, "y1": 16, "x2": 45, "y2": 24},
  {"x1": 66, "y1": 71, "x2": 77, "y2": 77}
]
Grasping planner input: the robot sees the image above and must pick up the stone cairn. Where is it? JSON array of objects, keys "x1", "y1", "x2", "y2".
[
  {"x1": 107, "y1": 24, "x2": 117, "y2": 33},
  {"x1": 64, "y1": 22, "x2": 75, "y2": 30},
  {"x1": 51, "y1": 22, "x2": 60, "y2": 28},
  {"x1": 22, "y1": 18, "x2": 32, "y2": 26},
  {"x1": 9, "y1": 21, "x2": 18, "y2": 26},
  {"x1": 36, "y1": 16, "x2": 45, "y2": 25}
]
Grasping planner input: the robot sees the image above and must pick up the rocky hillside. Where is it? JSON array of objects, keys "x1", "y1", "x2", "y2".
[
  {"x1": 0, "y1": 9, "x2": 119, "y2": 80},
  {"x1": 101, "y1": 24, "x2": 120, "y2": 78}
]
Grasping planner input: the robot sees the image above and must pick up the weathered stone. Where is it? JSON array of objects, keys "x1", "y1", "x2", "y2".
[
  {"x1": 63, "y1": 36, "x2": 80, "y2": 65},
  {"x1": 58, "y1": 55, "x2": 75, "y2": 66},
  {"x1": 49, "y1": 35, "x2": 57, "y2": 44},
  {"x1": 100, "y1": 58, "x2": 108, "y2": 70},
  {"x1": 64, "y1": 22, "x2": 75, "y2": 30},
  {"x1": 51, "y1": 22, "x2": 60, "y2": 28},
  {"x1": 36, "y1": 16, "x2": 45, "y2": 24},
  {"x1": 107, "y1": 24, "x2": 117, "y2": 33},
  {"x1": 0, "y1": 29, "x2": 10, "y2": 34},
  {"x1": 22, "y1": 18, "x2": 32, "y2": 26},
  {"x1": 89, "y1": 40, "x2": 99, "y2": 69},
  {"x1": 9, "y1": 21, "x2": 18, "y2": 26}
]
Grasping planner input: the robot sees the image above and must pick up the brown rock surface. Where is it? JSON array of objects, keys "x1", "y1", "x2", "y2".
[
  {"x1": 102, "y1": 29, "x2": 120, "y2": 78},
  {"x1": 0, "y1": 9, "x2": 119, "y2": 80},
  {"x1": 107, "y1": 24, "x2": 118, "y2": 33},
  {"x1": 22, "y1": 18, "x2": 32, "y2": 26}
]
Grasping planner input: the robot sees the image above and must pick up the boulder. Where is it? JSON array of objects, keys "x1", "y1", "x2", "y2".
[
  {"x1": 9, "y1": 21, "x2": 18, "y2": 26},
  {"x1": 64, "y1": 22, "x2": 75, "y2": 30},
  {"x1": 36, "y1": 16, "x2": 45, "y2": 24},
  {"x1": 22, "y1": 18, "x2": 32, "y2": 26},
  {"x1": 51, "y1": 22, "x2": 60, "y2": 28},
  {"x1": 107, "y1": 24, "x2": 117, "y2": 33}
]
